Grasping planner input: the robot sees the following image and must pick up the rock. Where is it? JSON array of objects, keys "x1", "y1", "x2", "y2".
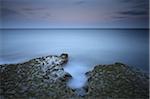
[
  {"x1": 85, "y1": 62, "x2": 149, "y2": 99},
  {"x1": 74, "y1": 88, "x2": 87, "y2": 97},
  {"x1": 0, "y1": 54, "x2": 74, "y2": 99},
  {"x1": 1, "y1": 55, "x2": 149, "y2": 99},
  {"x1": 60, "y1": 53, "x2": 68, "y2": 64}
]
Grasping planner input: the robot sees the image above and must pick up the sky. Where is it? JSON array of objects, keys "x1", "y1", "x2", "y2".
[{"x1": 0, "y1": 0, "x2": 149, "y2": 28}]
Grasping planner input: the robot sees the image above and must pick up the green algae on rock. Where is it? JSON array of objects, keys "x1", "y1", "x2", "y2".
[
  {"x1": 0, "y1": 53, "x2": 75, "y2": 99},
  {"x1": 85, "y1": 62, "x2": 149, "y2": 99},
  {"x1": 0, "y1": 54, "x2": 149, "y2": 99}
]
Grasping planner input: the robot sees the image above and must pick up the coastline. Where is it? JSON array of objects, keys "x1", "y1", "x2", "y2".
[{"x1": 0, "y1": 54, "x2": 149, "y2": 98}]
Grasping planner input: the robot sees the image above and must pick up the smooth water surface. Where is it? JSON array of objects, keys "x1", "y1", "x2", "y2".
[{"x1": 0, "y1": 29, "x2": 149, "y2": 88}]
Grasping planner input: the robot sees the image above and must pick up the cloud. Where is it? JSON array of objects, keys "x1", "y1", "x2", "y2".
[
  {"x1": 118, "y1": 10, "x2": 148, "y2": 16},
  {"x1": 121, "y1": 0, "x2": 148, "y2": 9},
  {"x1": 1, "y1": 5, "x2": 53, "y2": 21},
  {"x1": 112, "y1": 16, "x2": 127, "y2": 20},
  {"x1": 21, "y1": 7, "x2": 52, "y2": 17},
  {"x1": 116, "y1": 0, "x2": 148, "y2": 19},
  {"x1": 1, "y1": 0, "x2": 149, "y2": 28},
  {"x1": 22, "y1": 8, "x2": 46, "y2": 11},
  {"x1": 74, "y1": 1, "x2": 85, "y2": 5},
  {"x1": 1, "y1": 0, "x2": 53, "y2": 20},
  {"x1": 1, "y1": 8, "x2": 21, "y2": 17},
  {"x1": 120, "y1": 0, "x2": 148, "y2": 3},
  {"x1": 22, "y1": 8, "x2": 53, "y2": 19}
]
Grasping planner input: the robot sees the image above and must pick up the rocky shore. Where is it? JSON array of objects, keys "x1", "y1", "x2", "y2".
[
  {"x1": 0, "y1": 54, "x2": 149, "y2": 99},
  {"x1": 85, "y1": 63, "x2": 149, "y2": 99},
  {"x1": 0, "y1": 54, "x2": 75, "y2": 99}
]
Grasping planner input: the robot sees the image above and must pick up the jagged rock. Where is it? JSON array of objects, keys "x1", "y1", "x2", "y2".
[
  {"x1": 85, "y1": 62, "x2": 149, "y2": 99},
  {"x1": 0, "y1": 53, "x2": 75, "y2": 99}
]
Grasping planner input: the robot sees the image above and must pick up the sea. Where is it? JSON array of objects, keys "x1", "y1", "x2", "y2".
[{"x1": 0, "y1": 29, "x2": 149, "y2": 89}]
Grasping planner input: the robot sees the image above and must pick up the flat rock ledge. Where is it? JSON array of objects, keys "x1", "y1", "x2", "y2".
[{"x1": 0, "y1": 54, "x2": 149, "y2": 99}]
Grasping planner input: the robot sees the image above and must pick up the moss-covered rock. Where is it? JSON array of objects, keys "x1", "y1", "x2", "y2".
[
  {"x1": 0, "y1": 54, "x2": 149, "y2": 99},
  {"x1": 85, "y1": 62, "x2": 149, "y2": 99},
  {"x1": 0, "y1": 53, "x2": 75, "y2": 99}
]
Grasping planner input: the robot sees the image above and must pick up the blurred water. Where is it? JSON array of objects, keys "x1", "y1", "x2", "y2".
[
  {"x1": 0, "y1": 29, "x2": 149, "y2": 88},
  {"x1": 64, "y1": 61, "x2": 90, "y2": 88}
]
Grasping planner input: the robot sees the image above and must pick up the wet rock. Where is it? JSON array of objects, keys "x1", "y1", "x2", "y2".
[
  {"x1": 0, "y1": 54, "x2": 74, "y2": 99},
  {"x1": 85, "y1": 62, "x2": 149, "y2": 98},
  {"x1": 60, "y1": 53, "x2": 68, "y2": 64}
]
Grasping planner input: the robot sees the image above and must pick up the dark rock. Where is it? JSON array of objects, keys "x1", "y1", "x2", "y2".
[
  {"x1": 60, "y1": 53, "x2": 68, "y2": 64},
  {"x1": 85, "y1": 63, "x2": 149, "y2": 98},
  {"x1": 1, "y1": 54, "x2": 149, "y2": 99},
  {"x1": 0, "y1": 54, "x2": 74, "y2": 99},
  {"x1": 60, "y1": 53, "x2": 68, "y2": 59},
  {"x1": 75, "y1": 88, "x2": 86, "y2": 97}
]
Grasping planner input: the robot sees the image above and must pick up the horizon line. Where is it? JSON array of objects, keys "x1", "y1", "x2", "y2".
[{"x1": 0, "y1": 28, "x2": 149, "y2": 30}]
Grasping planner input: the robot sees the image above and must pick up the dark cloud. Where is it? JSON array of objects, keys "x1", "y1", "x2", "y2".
[
  {"x1": 1, "y1": 8, "x2": 20, "y2": 17},
  {"x1": 117, "y1": 0, "x2": 148, "y2": 18},
  {"x1": 133, "y1": 3, "x2": 149, "y2": 10},
  {"x1": 119, "y1": 0, "x2": 148, "y2": 10},
  {"x1": 22, "y1": 8, "x2": 46, "y2": 11},
  {"x1": 112, "y1": 0, "x2": 148, "y2": 28},
  {"x1": 121, "y1": 0, "x2": 130, "y2": 2},
  {"x1": 120, "y1": 0, "x2": 148, "y2": 3},
  {"x1": 1, "y1": 0, "x2": 21, "y2": 18},
  {"x1": 74, "y1": 1, "x2": 85, "y2": 5},
  {"x1": 21, "y1": 8, "x2": 53, "y2": 19},
  {"x1": 119, "y1": 10, "x2": 148, "y2": 16},
  {"x1": 1, "y1": 0, "x2": 149, "y2": 28},
  {"x1": 1, "y1": 5, "x2": 53, "y2": 20},
  {"x1": 113, "y1": 16, "x2": 127, "y2": 20}
]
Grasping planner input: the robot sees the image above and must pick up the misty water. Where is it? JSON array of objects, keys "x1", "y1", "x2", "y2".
[{"x1": 0, "y1": 29, "x2": 149, "y2": 89}]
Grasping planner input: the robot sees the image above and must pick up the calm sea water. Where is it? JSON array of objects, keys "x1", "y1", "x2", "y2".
[{"x1": 0, "y1": 29, "x2": 149, "y2": 88}]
